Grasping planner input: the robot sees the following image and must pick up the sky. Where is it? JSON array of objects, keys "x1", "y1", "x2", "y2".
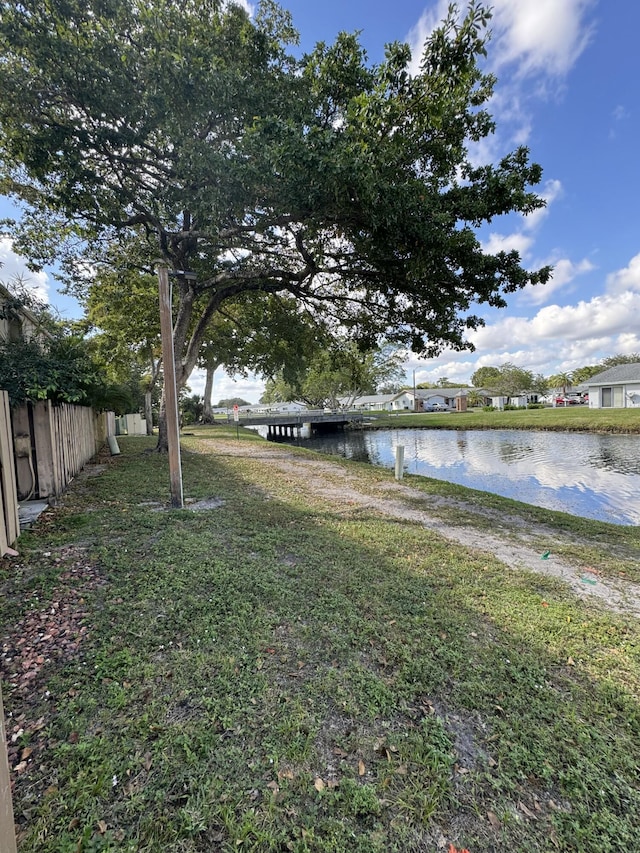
[{"x1": 1, "y1": 0, "x2": 640, "y2": 402}]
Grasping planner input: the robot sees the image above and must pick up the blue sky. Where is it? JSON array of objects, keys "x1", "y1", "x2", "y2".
[{"x1": 2, "y1": 0, "x2": 639, "y2": 401}]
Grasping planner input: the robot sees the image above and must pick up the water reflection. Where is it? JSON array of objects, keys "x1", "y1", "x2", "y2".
[{"x1": 274, "y1": 427, "x2": 640, "y2": 526}]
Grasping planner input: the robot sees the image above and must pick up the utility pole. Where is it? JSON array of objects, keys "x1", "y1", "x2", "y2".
[{"x1": 157, "y1": 265, "x2": 184, "y2": 509}]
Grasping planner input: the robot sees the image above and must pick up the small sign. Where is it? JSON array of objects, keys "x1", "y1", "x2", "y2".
[{"x1": 233, "y1": 405, "x2": 239, "y2": 422}]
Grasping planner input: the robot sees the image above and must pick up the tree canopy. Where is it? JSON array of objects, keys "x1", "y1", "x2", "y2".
[
  {"x1": 471, "y1": 362, "x2": 546, "y2": 397},
  {"x1": 0, "y1": 0, "x2": 551, "y2": 446},
  {"x1": 261, "y1": 341, "x2": 405, "y2": 409}
]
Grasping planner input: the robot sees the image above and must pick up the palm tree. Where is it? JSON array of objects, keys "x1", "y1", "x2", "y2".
[{"x1": 549, "y1": 371, "x2": 573, "y2": 396}]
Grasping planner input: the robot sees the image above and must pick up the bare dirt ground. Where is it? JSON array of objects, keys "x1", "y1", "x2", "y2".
[{"x1": 206, "y1": 439, "x2": 640, "y2": 619}]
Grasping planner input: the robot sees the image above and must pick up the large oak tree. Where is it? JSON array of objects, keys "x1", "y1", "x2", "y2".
[{"x1": 0, "y1": 0, "x2": 550, "y2": 448}]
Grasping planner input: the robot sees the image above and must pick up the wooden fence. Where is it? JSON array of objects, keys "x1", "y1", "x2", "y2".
[
  {"x1": 0, "y1": 391, "x2": 19, "y2": 558},
  {"x1": 12, "y1": 402, "x2": 114, "y2": 503}
]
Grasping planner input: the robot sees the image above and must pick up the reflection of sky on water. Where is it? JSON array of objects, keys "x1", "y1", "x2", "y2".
[{"x1": 294, "y1": 428, "x2": 640, "y2": 526}]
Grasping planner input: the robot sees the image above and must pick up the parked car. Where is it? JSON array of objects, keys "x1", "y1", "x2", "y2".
[
  {"x1": 555, "y1": 396, "x2": 580, "y2": 405},
  {"x1": 424, "y1": 403, "x2": 447, "y2": 412}
]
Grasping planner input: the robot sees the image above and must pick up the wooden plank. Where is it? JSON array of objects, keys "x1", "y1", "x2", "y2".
[
  {"x1": 10, "y1": 405, "x2": 33, "y2": 501},
  {"x1": 0, "y1": 392, "x2": 19, "y2": 545},
  {"x1": 33, "y1": 401, "x2": 56, "y2": 497}
]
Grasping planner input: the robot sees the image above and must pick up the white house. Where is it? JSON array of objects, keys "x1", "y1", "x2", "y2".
[
  {"x1": 390, "y1": 391, "x2": 417, "y2": 410},
  {"x1": 413, "y1": 388, "x2": 471, "y2": 411},
  {"x1": 586, "y1": 364, "x2": 640, "y2": 409},
  {"x1": 350, "y1": 394, "x2": 397, "y2": 411}
]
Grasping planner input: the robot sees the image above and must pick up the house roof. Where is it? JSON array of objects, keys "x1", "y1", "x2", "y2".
[
  {"x1": 351, "y1": 394, "x2": 397, "y2": 405},
  {"x1": 402, "y1": 388, "x2": 472, "y2": 399},
  {"x1": 586, "y1": 363, "x2": 640, "y2": 386}
]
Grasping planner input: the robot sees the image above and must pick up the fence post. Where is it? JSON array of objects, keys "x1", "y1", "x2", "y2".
[{"x1": 394, "y1": 445, "x2": 405, "y2": 481}]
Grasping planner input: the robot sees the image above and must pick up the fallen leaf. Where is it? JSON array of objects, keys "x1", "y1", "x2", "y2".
[
  {"x1": 395, "y1": 764, "x2": 408, "y2": 775},
  {"x1": 358, "y1": 760, "x2": 365, "y2": 776},
  {"x1": 567, "y1": 657, "x2": 575, "y2": 666},
  {"x1": 518, "y1": 800, "x2": 537, "y2": 819},
  {"x1": 266, "y1": 781, "x2": 279, "y2": 793},
  {"x1": 278, "y1": 769, "x2": 294, "y2": 780},
  {"x1": 314, "y1": 777, "x2": 325, "y2": 792},
  {"x1": 20, "y1": 746, "x2": 33, "y2": 761},
  {"x1": 143, "y1": 752, "x2": 153, "y2": 771},
  {"x1": 68, "y1": 731, "x2": 79, "y2": 744},
  {"x1": 97, "y1": 820, "x2": 107, "y2": 834},
  {"x1": 487, "y1": 810, "x2": 501, "y2": 830}
]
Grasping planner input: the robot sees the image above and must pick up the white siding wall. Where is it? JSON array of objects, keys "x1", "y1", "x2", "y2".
[
  {"x1": 392, "y1": 393, "x2": 414, "y2": 410},
  {"x1": 589, "y1": 384, "x2": 640, "y2": 408}
]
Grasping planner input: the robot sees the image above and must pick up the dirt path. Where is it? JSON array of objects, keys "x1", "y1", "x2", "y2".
[{"x1": 206, "y1": 440, "x2": 640, "y2": 619}]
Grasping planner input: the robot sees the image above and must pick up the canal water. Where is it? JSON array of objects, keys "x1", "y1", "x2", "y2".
[{"x1": 261, "y1": 427, "x2": 640, "y2": 525}]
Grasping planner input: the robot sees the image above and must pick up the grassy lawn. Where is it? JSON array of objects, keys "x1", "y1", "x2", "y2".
[
  {"x1": 366, "y1": 406, "x2": 640, "y2": 433},
  {"x1": 2, "y1": 429, "x2": 640, "y2": 852}
]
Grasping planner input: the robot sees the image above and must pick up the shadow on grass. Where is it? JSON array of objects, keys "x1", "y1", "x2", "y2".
[{"x1": 2, "y1": 435, "x2": 639, "y2": 853}]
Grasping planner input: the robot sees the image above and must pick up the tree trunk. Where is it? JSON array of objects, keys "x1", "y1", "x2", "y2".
[
  {"x1": 203, "y1": 364, "x2": 215, "y2": 421},
  {"x1": 156, "y1": 390, "x2": 169, "y2": 452},
  {"x1": 145, "y1": 391, "x2": 154, "y2": 436}
]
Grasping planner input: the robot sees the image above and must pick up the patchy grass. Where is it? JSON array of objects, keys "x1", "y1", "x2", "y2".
[
  {"x1": 2, "y1": 432, "x2": 640, "y2": 852},
  {"x1": 367, "y1": 406, "x2": 640, "y2": 433}
]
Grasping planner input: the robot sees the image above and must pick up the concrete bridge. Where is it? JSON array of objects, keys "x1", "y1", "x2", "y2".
[{"x1": 230, "y1": 410, "x2": 364, "y2": 440}]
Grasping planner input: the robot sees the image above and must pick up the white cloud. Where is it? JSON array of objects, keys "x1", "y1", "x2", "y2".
[
  {"x1": 406, "y1": 285, "x2": 640, "y2": 386},
  {"x1": 521, "y1": 256, "x2": 595, "y2": 305},
  {"x1": 522, "y1": 179, "x2": 563, "y2": 230},
  {"x1": 489, "y1": 0, "x2": 596, "y2": 79},
  {"x1": 606, "y1": 252, "x2": 640, "y2": 294},
  {"x1": 0, "y1": 237, "x2": 51, "y2": 304},
  {"x1": 406, "y1": 2, "x2": 594, "y2": 86},
  {"x1": 531, "y1": 291, "x2": 640, "y2": 340},
  {"x1": 481, "y1": 231, "x2": 534, "y2": 257}
]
